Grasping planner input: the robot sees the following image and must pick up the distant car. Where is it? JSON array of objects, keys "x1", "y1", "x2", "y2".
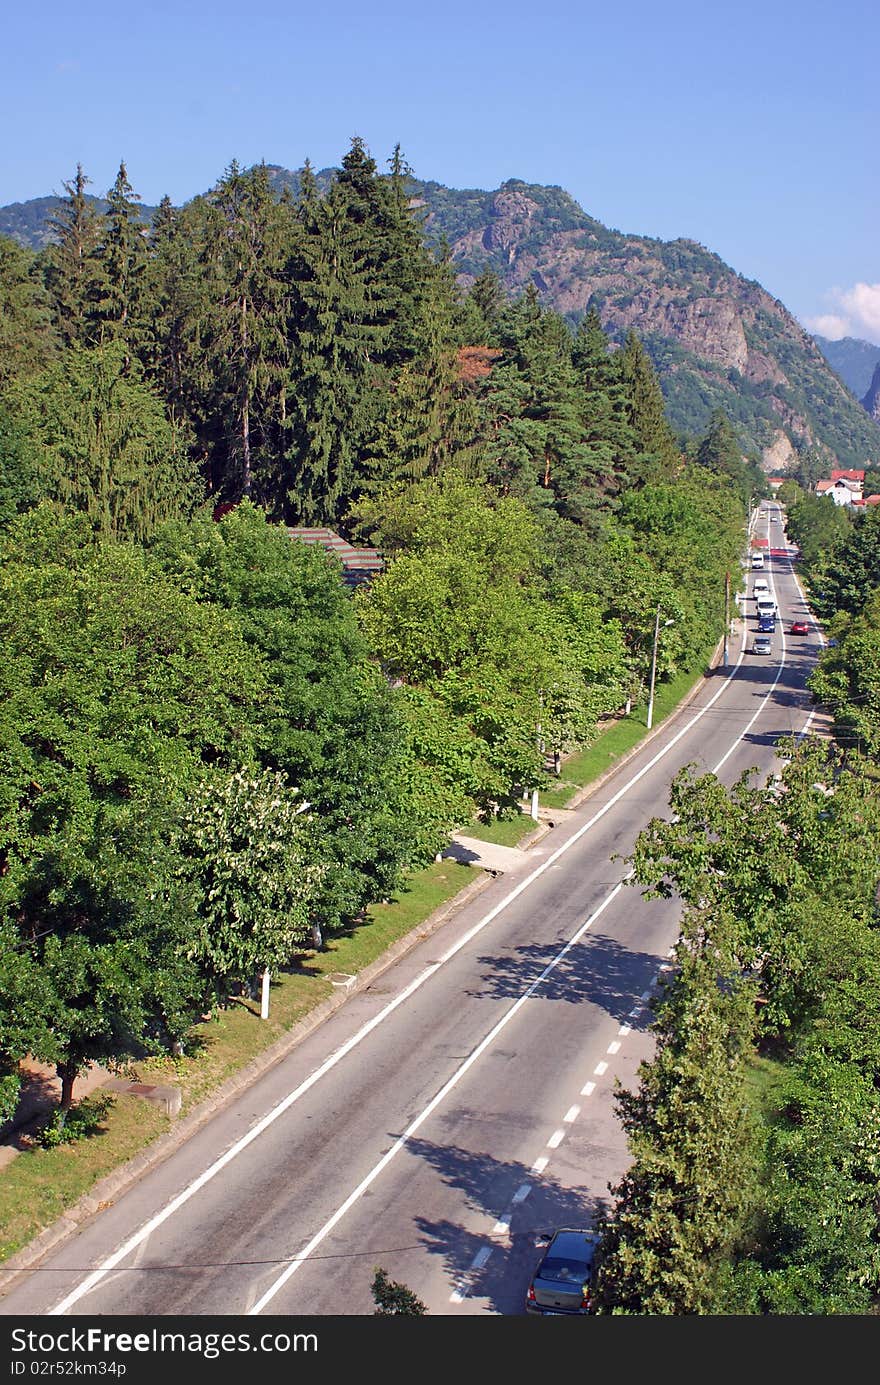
[
  {"x1": 790, "y1": 620, "x2": 809, "y2": 635},
  {"x1": 526, "y1": 1229, "x2": 598, "y2": 1315},
  {"x1": 753, "y1": 579, "x2": 770, "y2": 596},
  {"x1": 758, "y1": 615, "x2": 776, "y2": 632},
  {"x1": 752, "y1": 635, "x2": 772, "y2": 655}
]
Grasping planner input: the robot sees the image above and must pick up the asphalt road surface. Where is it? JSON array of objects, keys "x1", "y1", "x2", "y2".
[{"x1": 0, "y1": 503, "x2": 823, "y2": 1318}]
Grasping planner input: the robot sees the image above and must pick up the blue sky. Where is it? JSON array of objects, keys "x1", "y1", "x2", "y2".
[{"x1": 5, "y1": 0, "x2": 878, "y2": 341}]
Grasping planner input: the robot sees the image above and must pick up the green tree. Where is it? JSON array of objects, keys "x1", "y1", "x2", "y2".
[
  {"x1": 92, "y1": 160, "x2": 149, "y2": 355},
  {"x1": 594, "y1": 939, "x2": 760, "y2": 1314},
  {"x1": 371, "y1": 1267, "x2": 427, "y2": 1315},
  {"x1": 8, "y1": 342, "x2": 204, "y2": 541},
  {"x1": 620, "y1": 330, "x2": 680, "y2": 478},
  {"x1": 149, "y1": 502, "x2": 420, "y2": 933},
  {"x1": 571, "y1": 305, "x2": 638, "y2": 501},
  {"x1": 808, "y1": 589, "x2": 880, "y2": 756},
  {"x1": 0, "y1": 508, "x2": 274, "y2": 1107},
  {"x1": 43, "y1": 164, "x2": 104, "y2": 348},
  {"x1": 693, "y1": 407, "x2": 759, "y2": 507},
  {"x1": 0, "y1": 236, "x2": 57, "y2": 387},
  {"x1": 177, "y1": 769, "x2": 325, "y2": 1005},
  {"x1": 198, "y1": 162, "x2": 294, "y2": 502},
  {"x1": 807, "y1": 503, "x2": 880, "y2": 619}
]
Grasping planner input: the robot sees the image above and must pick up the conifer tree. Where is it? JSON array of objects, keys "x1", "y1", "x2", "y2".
[
  {"x1": 694, "y1": 407, "x2": 757, "y2": 507},
  {"x1": 284, "y1": 175, "x2": 381, "y2": 522},
  {"x1": 571, "y1": 306, "x2": 637, "y2": 499},
  {"x1": 43, "y1": 164, "x2": 104, "y2": 348},
  {"x1": 458, "y1": 268, "x2": 506, "y2": 344},
  {"x1": 0, "y1": 237, "x2": 58, "y2": 387},
  {"x1": 93, "y1": 161, "x2": 149, "y2": 355},
  {"x1": 198, "y1": 161, "x2": 293, "y2": 501},
  {"x1": 620, "y1": 329, "x2": 681, "y2": 477}
]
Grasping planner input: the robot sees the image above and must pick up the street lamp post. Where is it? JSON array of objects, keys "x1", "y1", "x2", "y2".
[{"x1": 647, "y1": 604, "x2": 674, "y2": 730}]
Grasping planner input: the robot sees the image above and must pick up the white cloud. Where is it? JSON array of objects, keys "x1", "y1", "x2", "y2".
[
  {"x1": 806, "y1": 313, "x2": 850, "y2": 340},
  {"x1": 839, "y1": 283, "x2": 880, "y2": 342},
  {"x1": 805, "y1": 283, "x2": 880, "y2": 345}
]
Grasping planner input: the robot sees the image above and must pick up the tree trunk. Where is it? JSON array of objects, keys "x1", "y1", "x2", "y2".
[
  {"x1": 56, "y1": 1061, "x2": 79, "y2": 1121},
  {"x1": 241, "y1": 294, "x2": 252, "y2": 496}
]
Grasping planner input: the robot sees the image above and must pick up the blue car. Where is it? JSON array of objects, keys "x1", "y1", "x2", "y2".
[{"x1": 526, "y1": 1229, "x2": 599, "y2": 1314}]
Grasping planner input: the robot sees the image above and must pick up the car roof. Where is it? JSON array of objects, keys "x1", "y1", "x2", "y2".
[{"x1": 544, "y1": 1229, "x2": 598, "y2": 1255}]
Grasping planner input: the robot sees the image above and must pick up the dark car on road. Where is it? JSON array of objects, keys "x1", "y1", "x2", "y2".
[{"x1": 526, "y1": 1228, "x2": 598, "y2": 1315}]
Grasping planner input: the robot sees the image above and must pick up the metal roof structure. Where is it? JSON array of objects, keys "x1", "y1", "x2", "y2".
[{"x1": 286, "y1": 527, "x2": 385, "y2": 588}]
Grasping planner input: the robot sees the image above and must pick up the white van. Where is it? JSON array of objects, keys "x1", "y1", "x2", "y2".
[
  {"x1": 750, "y1": 553, "x2": 765, "y2": 570},
  {"x1": 753, "y1": 579, "x2": 770, "y2": 596},
  {"x1": 756, "y1": 597, "x2": 777, "y2": 619}
]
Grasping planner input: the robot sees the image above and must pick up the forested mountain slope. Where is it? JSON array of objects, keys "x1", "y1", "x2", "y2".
[{"x1": 3, "y1": 163, "x2": 878, "y2": 471}]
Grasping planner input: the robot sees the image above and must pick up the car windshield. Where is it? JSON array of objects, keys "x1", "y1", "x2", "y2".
[{"x1": 539, "y1": 1255, "x2": 591, "y2": 1283}]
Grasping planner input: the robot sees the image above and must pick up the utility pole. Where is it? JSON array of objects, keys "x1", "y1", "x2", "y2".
[
  {"x1": 723, "y1": 570, "x2": 730, "y2": 666},
  {"x1": 647, "y1": 605, "x2": 675, "y2": 731},
  {"x1": 647, "y1": 604, "x2": 661, "y2": 731}
]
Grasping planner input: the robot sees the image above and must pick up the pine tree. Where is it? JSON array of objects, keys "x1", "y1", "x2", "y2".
[
  {"x1": 0, "y1": 236, "x2": 58, "y2": 387},
  {"x1": 620, "y1": 330, "x2": 681, "y2": 478},
  {"x1": 694, "y1": 407, "x2": 754, "y2": 506},
  {"x1": 43, "y1": 164, "x2": 104, "y2": 348},
  {"x1": 92, "y1": 161, "x2": 149, "y2": 356},
  {"x1": 198, "y1": 162, "x2": 293, "y2": 502},
  {"x1": 284, "y1": 175, "x2": 381, "y2": 522},
  {"x1": 571, "y1": 306, "x2": 638, "y2": 503},
  {"x1": 457, "y1": 267, "x2": 506, "y2": 345}
]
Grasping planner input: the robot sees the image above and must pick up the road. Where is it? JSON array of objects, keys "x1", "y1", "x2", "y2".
[{"x1": 0, "y1": 502, "x2": 822, "y2": 1318}]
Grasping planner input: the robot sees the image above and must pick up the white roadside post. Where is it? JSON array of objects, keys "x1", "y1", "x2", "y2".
[{"x1": 646, "y1": 605, "x2": 675, "y2": 731}]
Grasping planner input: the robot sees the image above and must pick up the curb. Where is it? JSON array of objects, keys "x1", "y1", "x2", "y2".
[
  {"x1": 562, "y1": 636, "x2": 727, "y2": 811},
  {"x1": 0, "y1": 870, "x2": 493, "y2": 1285},
  {"x1": 0, "y1": 645, "x2": 726, "y2": 1286}
]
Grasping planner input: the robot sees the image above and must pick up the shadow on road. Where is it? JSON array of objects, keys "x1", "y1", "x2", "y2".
[
  {"x1": 402, "y1": 1137, "x2": 610, "y2": 1315},
  {"x1": 466, "y1": 930, "x2": 658, "y2": 1029}
]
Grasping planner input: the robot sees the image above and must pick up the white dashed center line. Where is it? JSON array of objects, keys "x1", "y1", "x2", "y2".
[
  {"x1": 593, "y1": 1061, "x2": 608, "y2": 1077},
  {"x1": 547, "y1": 1129, "x2": 566, "y2": 1148},
  {"x1": 563, "y1": 1105, "x2": 580, "y2": 1123}
]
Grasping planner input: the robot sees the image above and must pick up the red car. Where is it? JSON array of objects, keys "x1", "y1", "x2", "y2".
[{"x1": 790, "y1": 620, "x2": 810, "y2": 635}]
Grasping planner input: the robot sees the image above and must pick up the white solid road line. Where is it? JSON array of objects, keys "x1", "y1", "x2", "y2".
[{"x1": 49, "y1": 525, "x2": 816, "y2": 1317}]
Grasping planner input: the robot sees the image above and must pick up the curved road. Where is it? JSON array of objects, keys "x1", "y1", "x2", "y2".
[{"x1": 0, "y1": 502, "x2": 823, "y2": 1318}]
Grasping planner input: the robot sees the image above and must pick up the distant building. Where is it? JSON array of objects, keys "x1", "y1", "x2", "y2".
[
  {"x1": 767, "y1": 477, "x2": 786, "y2": 490},
  {"x1": 830, "y1": 468, "x2": 865, "y2": 484},
  {"x1": 817, "y1": 477, "x2": 862, "y2": 506},
  {"x1": 286, "y1": 527, "x2": 385, "y2": 589}
]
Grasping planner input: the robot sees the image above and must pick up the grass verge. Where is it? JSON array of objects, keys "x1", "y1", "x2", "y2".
[
  {"x1": 2, "y1": 651, "x2": 717, "y2": 1263},
  {"x1": 0, "y1": 860, "x2": 474, "y2": 1263}
]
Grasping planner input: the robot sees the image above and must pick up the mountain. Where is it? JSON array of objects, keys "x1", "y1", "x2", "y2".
[
  {"x1": 813, "y1": 334, "x2": 880, "y2": 403},
  {"x1": 863, "y1": 363, "x2": 880, "y2": 423},
  {"x1": 406, "y1": 178, "x2": 880, "y2": 473},
  {"x1": 0, "y1": 195, "x2": 157, "y2": 249},
  {"x1": 3, "y1": 168, "x2": 878, "y2": 472}
]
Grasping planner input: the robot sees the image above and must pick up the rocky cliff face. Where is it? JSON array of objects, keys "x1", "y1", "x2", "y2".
[
  {"x1": 415, "y1": 178, "x2": 880, "y2": 472},
  {"x1": 864, "y1": 363, "x2": 880, "y2": 422}
]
